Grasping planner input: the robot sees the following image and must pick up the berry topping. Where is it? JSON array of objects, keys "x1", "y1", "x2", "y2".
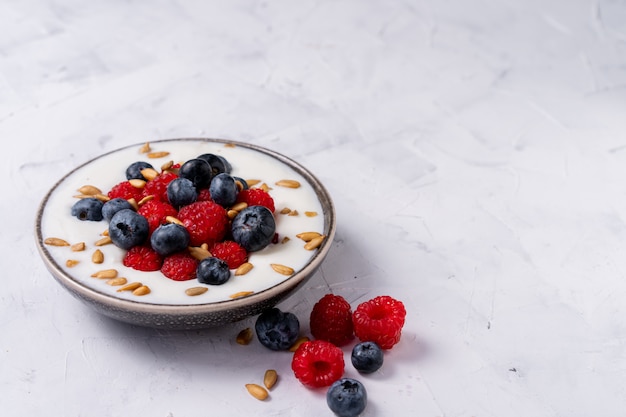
[
  {"x1": 291, "y1": 340, "x2": 345, "y2": 388},
  {"x1": 196, "y1": 257, "x2": 231, "y2": 285},
  {"x1": 236, "y1": 188, "x2": 275, "y2": 213},
  {"x1": 125, "y1": 161, "x2": 154, "y2": 181},
  {"x1": 255, "y1": 308, "x2": 300, "y2": 351},
  {"x1": 209, "y1": 173, "x2": 238, "y2": 208},
  {"x1": 177, "y1": 200, "x2": 229, "y2": 247},
  {"x1": 142, "y1": 171, "x2": 178, "y2": 202},
  {"x1": 231, "y1": 205, "x2": 276, "y2": 252},
  {"x1": 108, "y1": 209, "x2": 149, "y2": 250},
  {"x1": 150, "y1": 223, "x2": 190, "y2": 256},
  {"x1": 196, "y1": 188, "x2": 213, "y2": 202},
  {"x1": 166, "y1": 177, "x2": 198, "y2": 208},
  {"x1": 326, "y1": 378, "x2": 368, "y2": 417},
  {"x1": 309, "y1": 294, "x2": 354, "y2": 346},
  {"x1": 107, "y1": 180, "x2": 144, "y2": 201},
  {"x1": 178, "y1": 158, "x2": 212, "y2": 189},
  {"x1": 137, "y1": 199, "x2": 178, "y2": 236},
  {"x1": 210, "y1": 240, "x2": 248, "y2": 269},
  {"x1": 351, "y1": 341, "x2": 384, "y2": 374},
  {"x1": 102, "y1": 198, "x2": 134, "y2": 222},
  {"x1": 352, "y1": 295, "x2": 406, "y2": 350},
  {"x1": 122, "y1": 245, "x2": 163, "y2": 271},
  {"x1": 197, "y1": 153, "x2": 231, "y2": 176},
  {"x1": 160, "y1": 251, "x2": 198, "y2": 281},
  {"x1": 71, "y1": 198, "x2": 104, "y2": 221}
]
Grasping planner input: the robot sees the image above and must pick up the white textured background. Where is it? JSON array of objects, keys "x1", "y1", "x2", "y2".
[{"x1": 2, "y1": 0, "x2": 626, "y2": 415}]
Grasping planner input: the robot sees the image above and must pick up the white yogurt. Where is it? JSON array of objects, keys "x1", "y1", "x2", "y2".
[{"x1": 40, "y1": 140, "x2": 326, "y2": 305}]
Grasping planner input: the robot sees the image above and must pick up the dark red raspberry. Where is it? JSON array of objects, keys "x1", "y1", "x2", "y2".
[
  {"x1": 196, "y1": 188, "x2": 213, "y2": 202},
  {"x1": 142, "y1": 171, "x2": 178, "y2": 202},
  {"x1": 137, "y1": 200, "x2": 178, "y2": 235},
  {"x1": 160, "y1": 251, "x2": 198, "y2": 281},
  {"x1": 309, "y1": 294, "x2": 354, "y2": 346},
  {"x1": 210, "y1": 240, "x2": 248, "y2": 269},
  {"x1": 122, "y1": 245, "x2": 163, "y2": 271},
  {"x1": 352, "y1": 295, "x2": 406, "y2": 349},
  {"x1": 177, "y1": 201, "x2": 229, "y2": 247},
  {"x1": 107, "y1": 181, "x2": 144, "y2": 201},
  {"x1": 291, "y1": 340, "x2": 345, "y2": 388},
  {"x1": 236, "y1": 188, "x2": 275, "y2": 213}
]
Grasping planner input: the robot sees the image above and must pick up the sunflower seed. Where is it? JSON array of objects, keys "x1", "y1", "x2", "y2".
[
  {"x1": 289, "y1": 336, "x2": 310, "y2": 352},
  {"x1": 246, "y1": 179, "x2": 261, "y2": 186},
  {"x1": 188, "y1": 246, "x2": 212, "y2": 261},
  {"x1": 71, "y1": 242, "x2": 86, "y2": 252},
  {"x1": 185, "y1": 286, "x2": 209, "y2": 296},
  {"x1": 270, "y1": 264, "x2": 294, "y2": 276},
  {"x1": 235, "y1": 327, "x2": 253, "y2": 345},
  {"x1": 140, "y1": 167, "x2": 159, "y2": 180},
  {"x1": 296, "y1": 231, "x2": 322, "y2": 242},
  {"x1": 229, "y1": 291, "x2": 254, "y2": 299},
  {"x1": 129, "y1": 179, "x2": 146, "y2": 188},
  {"x1": 106, "y1": 277, "x2": 127, "y2": 286},
  {"x1": 65, "y1": 259, "x2": 79, "y2": 267},
  {"x1": 234, "y1": 262, "x2": 253, "y2": 276},
  {"x1": 280, "y1": 207, "x2": 292, "y2": 215},
  {"x1": 245, "y1": 384, "x2": 268, "y2": 401},
  {"x1": 166, "y1": 215, "x2": 183, "y2": 226},
  {"x1": 91, "y1": 269, "x2": 118, "y2": 279},
  {"x1": 230, "y1": 202, "x2": 248, "y2": 212},
  {"x1": 137, "y1": 195, "x2": 154, "y2": 206},
  {"x1": 263, "y1": 369, "x2": 278, "y2": 390},
  {"x1": 275, "y1": 179, "x2": 301, "y2": 189},
  {"x1": 304, "y1": 211, "x2": 318, "y2": 217},
  {"x1": 44, "y1": 237, "x2": 70, "y2": 247},
  {"x1": 95, "y1": 236, "x2": 112, "y2": 246},
  {"x1": 139, "y1": 142, "x2": 151, "y2": 153},
  {"x1": 132, "y1": 285, "x2": 151, "y2": 296},
  {"x1": 92, "y1": 249, "x2": 104, "y2": 264},
  {"x1": 304, "y1": 235, "x2": 325, "y2": 251},
  {"x1": 147, "y1": 151, "x2": 170, "y2": 159},
  {"x1": 287, "y1": 210, "x2": 299, "y2": 216},
  {"x1": 77, "y1": 185, "x2": 102, "y2": 195},
  {"x1": 117, "y1": 282, "x2": 142, "y2": 292}
]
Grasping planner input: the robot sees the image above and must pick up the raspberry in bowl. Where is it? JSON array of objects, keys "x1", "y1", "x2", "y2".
[{"x1": 35, "y1": 138, "x2": 336, "y2": 329}]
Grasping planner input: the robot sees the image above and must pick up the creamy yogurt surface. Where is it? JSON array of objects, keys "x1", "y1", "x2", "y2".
[{"x1": 40, "y1": 139, "x2": 326, "y2": 305}]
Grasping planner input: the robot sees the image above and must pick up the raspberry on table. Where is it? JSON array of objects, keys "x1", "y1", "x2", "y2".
[
  {"x1": 142, "y1": 171, "x2": 178, "y2": 202},
  {"x1": 107, "y1": 180, "x2": 144, "y2": 201},
  {"x1": 291, "y1": 339, "x2": 345, "y2": 388},
  {"x1": 137, "y1": 199, "x2": 178, "y2": 235},
  {"x1": 177, "y1": 200, "x2": 229, "y2": 247},
  {"x1": 309, "y1": 294, "x2": 354, "y2": 346},
  {"x1": 210, "y1": 240, "x2": 248, "y2": 269},
  {"x1": 160, "y1": 251, "x2": 199, "y2": 281},
  {"x1": 352, "y1": 295, "x2": 406, "y2": 350},
  {"x1": 236, "y1": 188, "x2": 275, "y2": 213},
  {"x1": 122, "y1": 245, "x2": 163, "y2": 271}
]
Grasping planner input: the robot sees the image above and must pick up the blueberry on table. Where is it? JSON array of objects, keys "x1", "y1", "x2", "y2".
[
  {"x1": 71, "y1": 198, "x2": 104, "y2": 221},
  {"x1": 101, "y1": 198, "x2": 134, "y2": 222},
  {"x1": 231, "y1": 205, "x2": 276, "y2": 252},
  {"x1": 351, "y1": 341, "x2": 384, "y2": 374},
  {"x1": 178, "y1": 158, "x2": 213, "y2": 189},
  {"x1": 125, "y1": 161, "x2": 154, "y2": 180},
  {"x1": 255, "y1": 308, "x2": 300, "y2": 351},
  {"x1": 150, "y1": 223, "x2": 190, "y2": 256},
  {"x1": 166, "y1": 177, "x2": 198, "y2": 208},
  {"x1": 326, "y1": 378, "x2": 368, "y2": 417},
  {"x1": 196, "y1": 257, "x2": 231, "y2": 285},
  {"x1": 209, "y1": 173, "x2": 238, "y2": 207},
  {"x1": 109, "y1": 209, "x2": 149, "y2": 250}
]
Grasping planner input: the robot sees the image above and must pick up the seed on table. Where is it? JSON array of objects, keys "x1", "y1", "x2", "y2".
[
  {"x1": 304, "y1": 236, "x2": 325, "y2": 251},
  {"x1": 235, "y1": 328, "x2": 253, "y2": 345},
  {"x1": 289, "y1": 336, "x2": 310, "y2": 352},
  {"x1": 66, "y1": 259, "x2": 79, "y2": 267},
  {"x1": 92, "y1": 249, "x2": 104, "y2": 264},
  {"x1": 91, "y1": 269, "x2": 117, "y2": 279},
  {"x1": 234, "y1": 262, "x2": 253, "y2": 276},
  {"x1": 245, "y1": 384, "x2": 268, "y2": 401},
  {"x1": 270, "y1": 263, "x2": 294, "y2": 276},
  {"x1": 281, "y1": 236, "x2": 290, "y2": 244},
  {"x1": 263, "y1": 369, "x2": 278, "y2": 390},
  {"x1": 275, "y1": 179, "x2": 301, "y2": 189},
  {"x1": 44, "y1": 237, "x2": 70, "y2": 247},
  {"x1": 106, "y1": 277, "x2": 127, "y2": 286},
  {"x1": 132, "y1": 285, "x2": 151, "y2": 296},
  {"x1": 117, "y1": 282, "x2": 142, "y2": 292},
  {"x1": 71, "y1": 242, "x2": 86, "y2": 252},
  {"x1": 185, "y1": 286, "x2": 209, "y2": 296}
]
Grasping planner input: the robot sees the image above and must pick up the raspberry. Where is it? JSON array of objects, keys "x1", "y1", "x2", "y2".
[
  {"x1": 142, "y1": 171, "x2": 178, "y2": 202},
  {"x1": 352, "y1": 296, "x2": 406, "y2": 350},
  {"x1": 236, "y1": 188, "x2": 275, "y2": 213},
  {"x1": 291, "y1": 340, "x2": 345, "y2": 388},
  {"x1": 309, "y1": 294, "x2": 354, "y2": 346},
  {"x1": 160, "y1": 251, "x2": 198, "y2": 281},
  {"x1": 107, "y1": 181, "x2": 143, "y2": 201},
  {"x1": 210, "y1": 240, "x2": 248, "y2": 269},
  {"x1": 122, "y1": 245, "x2": 163, "y2": 271},
  {"x1": 196, "y1": 188, "x2": 213, "y2": 202},
  {"x1": 137, "y1": 200, "x2": 178, "y2": 235},
  {"x1": 177, "y1": 201, "x2": 229, "y2": 247}
]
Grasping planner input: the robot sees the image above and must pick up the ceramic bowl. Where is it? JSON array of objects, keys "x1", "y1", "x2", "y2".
[{"x1": 35, "y1": 138, "x2": 335, "y2": 329}]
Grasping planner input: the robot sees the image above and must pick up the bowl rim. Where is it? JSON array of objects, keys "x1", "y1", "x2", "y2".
[{"x1": 35, "y1": 137, "x2": 336, "y2": 317}]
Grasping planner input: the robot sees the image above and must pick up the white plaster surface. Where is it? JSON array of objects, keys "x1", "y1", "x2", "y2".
[{"x1": 2, "y1": 0, "x2": 626, "y2": 415}]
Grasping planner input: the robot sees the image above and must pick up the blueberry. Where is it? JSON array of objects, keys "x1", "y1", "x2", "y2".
[
  {"x1": 196, "y1": 257, "x2": 231, "y2": 285},
  {"x1": 178, "y1": 158, "x2": 212, "y2": 189},
  {"x1": 150, "y1": 223, "x2": 190, "y2": 256},
  {"x1": 231, "y1": 206, "x2": 276, "y2": 252},
  {"x1": 109, "y1": 209, "x2": 149, "y2": 250},
  {"x1": 71, "y1": 198, "x2": 104, "y2": 221},
  {"x1": 326, "y1": 378, "x2": 368, "y2": 417},
  {"x1": 351, "y1": 342, "x2": 384, "y2": 374},
  {"x1": 255, "y1": 308, "x2": 300, "y2": 351},
  {"x1": 167, "y1": 177, "x2": 198, "y2": 208},
  {"x1": 233, "y1": 176, "x2": 249, "y2": 190},
  {"x1": 101, "y1": 198, "x2": 134, "y2": 222},
  {"x1": 197, "y1": 153, "x2": 231, "y2": 175},
  {"x1": 125, "y1": 161, "x2": 154, "y2": 180},
  {"x1": 209, "y1": 173, "x2": 238, "y2": 207}
]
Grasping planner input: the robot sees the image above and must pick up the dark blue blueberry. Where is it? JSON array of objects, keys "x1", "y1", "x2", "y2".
[
  {"x1": 326, "y1": 378, "x2": 368, "y2": 417},
  {"x1": 125, "y1": 161, "x2": 154, "y2": 180},
  {"x1": 197, "y1": 153, "x2": 231, "y2": 175},
  {"x1": 166, "y1": 177, "x2": 198, "y2": 208},
  {"x1": 209, "y1": 173, "x2": 238, "y2": 207},
  {"x1": 196, "y1": 257, "x2": 231, "y2": 285},
  {"x1": 71, "y1": 198, "x2": 104, "y2": 221},
  {"x1": 108, "y1": 209, "x2": 149, "y2": 250},
  {"x1": 101, "y1": 198, "x2": 134, "y2": 222},
  {"x1": 233, "y1": 176, "x2": 249, "y2": 190},
  {"x1": 150, "y1": 223, "x2": 190, "y2": 256},
  {"x1": 254, "y1": 308, "x2": 300, "y2": 351},
  {"x1": 231, "y1": 206, "x2": 276, "y2": 252},
  {"x1": 178, "y1": 158, "x2": 212, "y2": 189},
  {"x1": 351, "y1": 341, "x2": 384, "y2": 374}
]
